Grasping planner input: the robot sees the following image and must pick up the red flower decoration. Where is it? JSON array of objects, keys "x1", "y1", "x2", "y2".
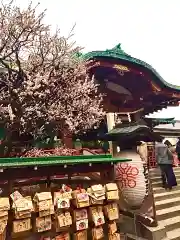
[{"x1": 116, "y1": 163, "x2": 139, "y2": 189}]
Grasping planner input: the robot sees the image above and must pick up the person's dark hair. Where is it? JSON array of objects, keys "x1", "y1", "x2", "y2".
[
  {"x1": 136, "y1": 141, "x2": 142, "y2": 146},
  {"x1": 164, "y1": 140, "x2": 172, "y2": 147},
  {"x1": 159, "y1": 137, "x2": 164, "y2": 142}
]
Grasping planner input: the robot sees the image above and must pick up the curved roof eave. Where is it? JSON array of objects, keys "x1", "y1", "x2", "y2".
[
  {"x1": 144, "y1": 117, "x2": 175, "y2": 122},
  {"x1": 83, "y1": 44, "x2": 180, "y2": 91}
]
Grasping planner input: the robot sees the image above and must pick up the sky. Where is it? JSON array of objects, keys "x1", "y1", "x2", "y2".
[{"x1": 12, "y1": 0, "x2": 180, "y2": 119}]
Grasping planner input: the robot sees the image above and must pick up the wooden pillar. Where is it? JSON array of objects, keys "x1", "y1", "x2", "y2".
[
  {"x1": 147, "y1": 142, "x2": 156, "y2": 169},
  {"x1": 133, "y1": 111, "x2": 142, "y2": 122},
  {"x1": 106, "y1": 113, "x2": 117, "y2": 156}
]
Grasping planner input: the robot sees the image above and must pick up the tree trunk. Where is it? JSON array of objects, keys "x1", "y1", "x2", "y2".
[
  {"x1": 61, "y1": 128, "x2": 73, "y2": 149},
  {"x1": 63, "y1": 135, "x2": 73, "y2": 148}
]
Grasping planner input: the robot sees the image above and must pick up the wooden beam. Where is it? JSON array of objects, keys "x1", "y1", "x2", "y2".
[{"x1": 0, "y1": 163, "x2": 113, "y2": 181}]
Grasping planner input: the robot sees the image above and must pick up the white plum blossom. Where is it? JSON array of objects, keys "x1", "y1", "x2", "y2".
[{"x1": 0, "y1": 1, "x2": 104, "y2": 142}]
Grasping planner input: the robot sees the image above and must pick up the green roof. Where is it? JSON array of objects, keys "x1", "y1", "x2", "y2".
[
  {"x1": 0, "y1": 154, "x2": 131, "y2": 168},
  {"x1": 144, "y1": 117, "x2": 176, "y2": 124},
  {"x1": 83, "y1": 44, "x2": 180, "y2": 91},
  {"x1": 106, "y1": 124, "x2": 162, "y2": 142},
  {"x1": 108, "y1": 125, "x2": 149, "y2": 136}
]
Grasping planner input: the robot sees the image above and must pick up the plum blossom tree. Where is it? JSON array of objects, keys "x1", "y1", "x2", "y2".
[{"x1": 0, "y1": 1, "x2": 104, "y2": 154}]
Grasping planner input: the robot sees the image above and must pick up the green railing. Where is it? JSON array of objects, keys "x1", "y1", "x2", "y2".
[{"x1": 0, "y1": 154, "x2": 131, "y2": 168}]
